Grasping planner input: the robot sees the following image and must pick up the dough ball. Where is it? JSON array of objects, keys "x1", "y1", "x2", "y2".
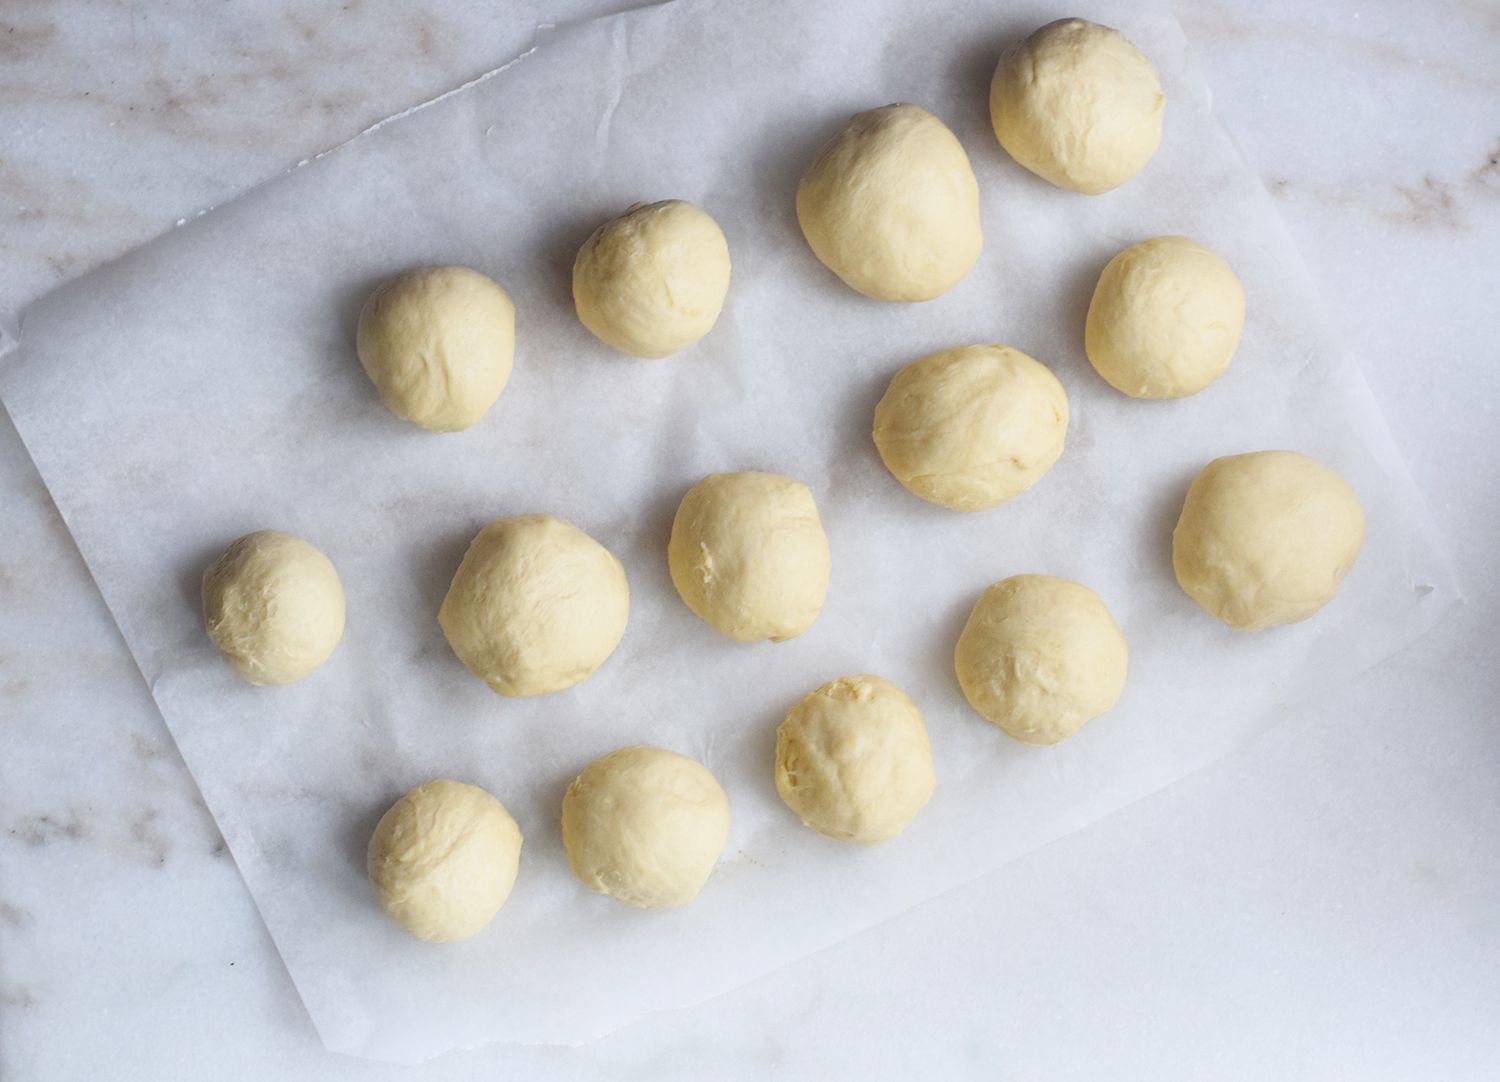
[
  {"x1": 1086, "y1": 236, "x2": 1245, "y2": 398},
  {"x1": 1173, "y1": 451, "x2": 1364, "y2": 630},
  {"x1": 955, "y1": 574, "x2": 1127, "y2": 745},
  {"x1": 561, "y1": 746, "x2": 729, "y2": 909},
  {"x1": 775, "y1": 675, "x2": 935, "y2": 845},
  {"x1": 668, "y1": 471, "x2": 831, "y2": 642},
  {"x1": 439, "y1": 514, "x2": 629, "y2": 696},
  {"x1": 873, "y1": 344, "x2": 1069, "y2": 511},
  {"x1": 796, "y1": 103, "x2": 982, "y2": 301},
  {"x1": 201, "y1": 530, "x2": 344, "y2": 685},
  {"x1": 572, "y1": 200, "x2": 732, "y2": 358},
  {"x1": 990, "y1": 19, "x2": 1164, "y2": 194},
  {"x1": 356, "y1": 265, "x2": 515, "y2": 432},
  {"x1": 367, "y1": 779, "x2": 523, "y2": 942}
]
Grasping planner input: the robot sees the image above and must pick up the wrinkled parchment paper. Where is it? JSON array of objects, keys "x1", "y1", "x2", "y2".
[{"x1": 0, "y1": 0, "x2": 1458, "y2": 1063}]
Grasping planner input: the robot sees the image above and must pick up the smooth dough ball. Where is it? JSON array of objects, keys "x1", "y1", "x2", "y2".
[
  {"x1": 1086, "y1": 236, "x2": 1245, "y2": 398},
  {"x1": 990, "y1": 19, "x2": 1164, "y2": 194},
  {"x1": 201, "y1": 530, "x2": 344, "y2": 685},
  {"x1": 439, "y1": 514, "x2": 629, "y2": 696},
  {"x1": 1173, "y1": 451, "x2": 1364, "y2": 630},
  {"x1": 667, "y1": 471, "x2": 831, "y2": 642},
  {"x1": 572, "y1": 200, "x2": 732, "y2": 358},
  {"x1": 356, "y1": 265, "x2": 515, "y2": 432},
  {"x1": 561, "y1": 746, "x2": 729, "y2": 909},
  {"x1": 796, "y1": 103, "x2": 982, "y2": 301},
  {"x1": 873, "y1": 344, "x2": 1069, "y2": 511},
  {"x1": 775, "y1": 675, "x2": 935, "y2": 845},
  {"x1": 367, "y1": 779, "x2": 523, "y2": 942},
  {"x1": 955, "y1": 575, "x2": 1128, "y2": 745}
]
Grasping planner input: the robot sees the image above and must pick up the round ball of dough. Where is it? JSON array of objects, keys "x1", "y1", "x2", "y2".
[
  {"x1": 572, "y1": 200, "x2": 732, "y2": 358},
  {"x1": 1173, "y1": 451, "x2": 1364, "y2": 630},
  {"x1": 796, "y1": 103, "x2": 982, "y2": 302},
  {"x1": 775, "y1": 675, "x2": 935, "y2": 845},
  {"x1": 439, "y1": 514, "x2": 629, "y2": 696},
  {"x1": 990, "y1": 19, "x2": 1164, "y2": 194},
  {"x1": 668, "y1": 471, "x2": 831, "y2": 642},
  {"x1": 1086, "y1": 236, "x2": 1245, "y2": 399},
  {"x1": 367, "y1": 779, "x2": 523, "y2": 942},
  {"x1": 356, "y1": 265, "x2": 515, "y2": 432},
  {"x1": 201, "y1": 530, "x2": 344, "y2": 685},
  {"x1": 955, "y1": 574, "x2": 1128, "y2": 745},
  {"x1": 561, "y1": 746, "x2": 729, "y2": 909},
  {"x1": 873, "y1": 344, "x2": 1069, "y2": 511}
]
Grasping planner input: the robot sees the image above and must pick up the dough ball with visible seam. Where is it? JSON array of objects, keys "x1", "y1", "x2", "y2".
[
  {"x1": 990, "y1": 18, "x2": 1164, "y2": 194},
  {"x1": 201, "y1": 529, "x2": 344, "y2": 685},
  {"x1": 796, "y1": 103, "x2": 982, "y2": 301},
  {"x1": 775, "y1": 674, "x2": 935, "y2": 845},
  {"x1": 873, "y1": 344, "x2": 1069, "y2": 511},
  {"x1": 367, "y1": 779, "x2": 523, "y2": 942},
  {"x1": 1173, "y1": 451, "x2": 1364, "y2": 630},
  {"x1": 356, "y1": 265, "x2": 515, "y2": 432},
  {"x1": 1086, "y1": 235, "x2": 1245, "y2": 398},
  {"x1": 572, "y1": 200, "x2": 731, "y2": 358},
  {"x1": 955, "y1": 574, "x2": 1128, "y2": 745},
  {"x1": 667, "y1": 470, "x2": 831, "y2": 642},
  {"x1": 439, "y1": 514, "x2": 629, "y2": 697},
  {"x1": 561, "y1": 746, "x2": 729, "y2": 909}
]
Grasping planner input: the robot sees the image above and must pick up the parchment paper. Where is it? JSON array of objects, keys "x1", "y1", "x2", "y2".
[{"x1": 0, "y1": 0, "x2": 1458, "y2": 1064}]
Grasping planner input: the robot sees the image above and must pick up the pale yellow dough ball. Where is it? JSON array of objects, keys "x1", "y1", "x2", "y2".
[
  {"x1": 955, "y1": 575, "x2": 1128, "y2": 745},
  {"x1": 990, "y1": 18, "x2": 1164, "y2": 194},
  {"x1": 561, "y1": 746, "x2": 729, "y2": 909},
  {"x1": 367, "y1": 779, "x2": 523, "y2": 942},
  {"x1": 796, "y1": 103, "x2": 982, "y2": 301},
  {"x1": 1086, "y1": 236, "x2": 1245, "y2": 398},
  {"x1": 873, "y1": 344, "x2": 1069, "y2": 511},
  {"x1": 439, "y1": 514, "x2": 629, "y2": 696},
  {"x1": 775, "y1": 675, "x2": 935, "y2": 845},
  {"x1": 1173, "y1": 451, "x2": 1364, "y2": 630},
  {"x1": 356, "y1": 265, "x2": 515, "y2": 432},
  {"x1": 201, "y1": 530, "x2": 344, "y2": 685},
  {"x1": 668, "y1": 471, "x2": 831, "y2": 642},
  {"x1": 572, "y1": 200, "x2": 731, "y2": 358}
]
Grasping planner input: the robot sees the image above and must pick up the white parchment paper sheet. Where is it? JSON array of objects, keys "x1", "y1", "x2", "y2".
[{"x1": 0, "y1": 0, "x2": 1458, "y2": 1063}]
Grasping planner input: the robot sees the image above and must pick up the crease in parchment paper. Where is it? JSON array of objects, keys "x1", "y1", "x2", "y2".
[{"x1": 0, "y1": 0, "x2": 1458, "y2": 1065}]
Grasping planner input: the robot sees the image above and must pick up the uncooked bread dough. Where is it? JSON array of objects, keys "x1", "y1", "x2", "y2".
[
  {"x1": 1173, "y1": 451, "x2": 1364, "y2": 630},
  {"x1": 439, "y1": 514, "x2": 629, "y2": 696},
  {"x1": 201, "y1": 530, "x2": 344, "y2": 685},
  {"x1": 796, "y1": 103, "x2": 982, "y2": 301},
  {"x1": 955, "y1": 574, "x2": 1128, "y2": 745},
  {"x1": 775, "y1": 675, "x2": 935, "y2": 845},
  {"x1": 667, "y1": 471, "x2": 831, "y2": 642},
  {"x1": 367, "y1": 779, "x2": 523, "y2": 942},
  {"x1": 356, "y1": 265, "x2": 515, "y2": 432},
  {"x1": 1086, "y1": 236, "x2": 1246, "y2": 398},
  {"x1": 572, "y1": 200, "x2": 732, "y2": 358},
  {"x1": 561, "y1": 746, "x2": 729, "y2": 909},
  {"x1": 873, "y1": 344, "x2": 1069, "y2": 511},
  {"x1": 990, "y1": 18, "x2": 1164, "y2": 194}
]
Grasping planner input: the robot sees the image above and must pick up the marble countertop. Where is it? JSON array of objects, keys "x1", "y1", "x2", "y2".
[{"x1": 2, "y1": 1, "x2": 1497, "y2": 1078}]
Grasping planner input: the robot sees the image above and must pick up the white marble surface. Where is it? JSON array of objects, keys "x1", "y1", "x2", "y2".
[{"x1": 1, "y1": 0, "x2": 1497, "y2": 1078}]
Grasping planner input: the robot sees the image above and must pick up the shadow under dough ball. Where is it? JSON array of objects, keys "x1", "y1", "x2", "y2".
[
  {"x1": 1172, "y1": 450, "x2": 1364, "y2": 630},
  {"x1": 990, "y1": 18, "x2": 1164, "y2": 194},
  {"x1": 796, "y1": 102, "x2": 982, "y2": 301}
]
